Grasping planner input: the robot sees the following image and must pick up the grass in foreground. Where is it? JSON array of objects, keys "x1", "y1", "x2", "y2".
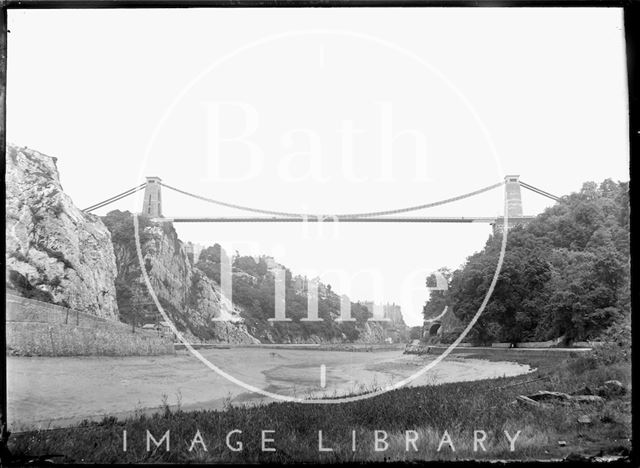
[{"x1": 4, "y1": 352, "x2": 632, "y2": 464}]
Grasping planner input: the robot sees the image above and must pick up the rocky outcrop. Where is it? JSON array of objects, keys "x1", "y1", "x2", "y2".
[
  {"x1": 5, "y1": 144, "x2": 119, "y2": 319},
  {"x1": 104, "y1": 211, "x2": 401, "y2": 345},
  {"x1": 103, "y1": 211, "x2": 259, "y2": 344},
  {"x1": 355, "y1": 321, "x2": 391, "y2": 343}
]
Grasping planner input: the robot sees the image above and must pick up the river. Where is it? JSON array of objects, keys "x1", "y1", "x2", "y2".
[{"x1": 6, "y1": 347, "x2": 532, "y2": 431}]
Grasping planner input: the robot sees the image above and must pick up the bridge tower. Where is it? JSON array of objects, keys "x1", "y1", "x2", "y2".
[
  {"x1": 492, "y1": 175, "x2": 525, "y2": 233},
  {"x1": 142, "y1": 176, "x2": 162, "y2": 218},
  {"x1": 505, "y1": 174, "x2": 523, "y2": 218}
]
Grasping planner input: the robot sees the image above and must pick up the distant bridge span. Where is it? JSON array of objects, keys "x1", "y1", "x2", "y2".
[
  {"x1": 83, "y1": 174, "x2": 559, "y2": 231},
  {"x1": 153, "y1": 216, "x2": 536, "y2": 224}
]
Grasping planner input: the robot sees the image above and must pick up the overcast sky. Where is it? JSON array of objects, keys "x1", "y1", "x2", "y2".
[{"x1": 7, "y1": 8, "x2": 629, "y2": 326}]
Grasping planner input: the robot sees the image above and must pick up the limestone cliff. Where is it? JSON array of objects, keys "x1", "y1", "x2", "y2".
[
  {"x1": 103, "y1": 211, "x2": 259, "y2": 344},
  {"x1": 5, "y1": 144, "x2": 119, "y2": 319}
]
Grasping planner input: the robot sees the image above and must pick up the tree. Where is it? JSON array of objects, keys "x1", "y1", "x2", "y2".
[
  {"x1": 423, "y1": 267, "x2": 453, "y2": 320},
  {"x1": 422, "y1": 179, "x2": 629, "y2": 345},
  {"x1": 409, "y1": 326, "x2": 423, "y2": 340}
]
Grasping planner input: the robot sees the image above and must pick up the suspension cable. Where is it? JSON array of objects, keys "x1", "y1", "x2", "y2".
[
  {"x1": 521, "y1": 183, "x2": 559, "y2": 201},
  {"x1": 81, "y1": 178, "x2": 561, "y2": 219},
  {"x1": 83, "y1": 183, "x2": 147, "y2": 212},
  {"x1": 84, "y1": 184, "x2": 147, "y2": 212},
  {"x1": 519, "y1": 181, "x2": 560, "y2": 201},
  {"x1": 159, "y1": 181, "x2": 506, "y2": 219},
  {"x1": 520, "y1": 183, "x2": 559, "y2": 201}
]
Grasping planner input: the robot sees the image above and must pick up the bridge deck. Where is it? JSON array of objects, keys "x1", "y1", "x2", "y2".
[{"x1": 152, "y1": 216, "x2": 535, "y2": 223}]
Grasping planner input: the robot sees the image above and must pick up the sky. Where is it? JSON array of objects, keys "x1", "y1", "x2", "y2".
[{"x1": 6, "y1": 8, "x2": 629, "y2": 326}]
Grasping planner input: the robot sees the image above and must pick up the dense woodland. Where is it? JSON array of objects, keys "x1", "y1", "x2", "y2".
[{"x1": 423, "y1": 179, "x2": 630, "y2": 345}]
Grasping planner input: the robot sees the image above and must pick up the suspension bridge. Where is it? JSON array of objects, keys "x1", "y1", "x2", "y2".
[{"x1": 83, "y1": 175, "x2": 560, "y2": 230}]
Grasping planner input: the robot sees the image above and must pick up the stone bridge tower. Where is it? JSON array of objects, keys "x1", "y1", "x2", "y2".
[
  {"x1": 492, "y1": 175, "x2": 526, "y2": 234},
  {"x1": 142, "y1": 176, "x2": 162, "y2": 218},
  {"x1": 505, "y1": 175, "x2": 523, "y2": 218}
]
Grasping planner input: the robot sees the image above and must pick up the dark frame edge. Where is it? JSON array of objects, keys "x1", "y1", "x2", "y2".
[
  {"x1": 0, "y1": 0, "x2": 636, "y2": 464},
  {"x1": 0, "y1": 3, "x2": 8, "y2": 463},
  {"x1": 0, "y1": 0, "x2": 637, "y2": 10},
  {"x1": 623, "y1": 4, "x2": 638, "y2": 467}
]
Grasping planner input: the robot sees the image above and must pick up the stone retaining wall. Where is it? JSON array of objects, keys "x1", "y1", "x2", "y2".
[{"x1": 6, "y1": 294, "x2": 174, "y2": 356}]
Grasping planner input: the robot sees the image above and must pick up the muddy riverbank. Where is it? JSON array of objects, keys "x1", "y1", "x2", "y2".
[{"x1": 7, "y1": 347, "x2": 531, "y2": 431}]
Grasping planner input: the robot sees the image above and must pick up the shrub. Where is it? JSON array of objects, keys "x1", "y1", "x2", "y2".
[
  {"x1": 566, "y1": 355, "x2": 598, "y2": 374},
  {"x1": 592, "y1": 316, "x2": 631, "y2": 365},
  {"x1": 50, "y1": 276, "x2": 62, "y2": 288},
  {"x1": 7, "y1": 270, "x2": 55, "y2": 304}
]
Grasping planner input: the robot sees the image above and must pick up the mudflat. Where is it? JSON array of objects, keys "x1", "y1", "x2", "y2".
[{"x1": 7, "y1": 347, "x2": 531, "y2": 431}]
